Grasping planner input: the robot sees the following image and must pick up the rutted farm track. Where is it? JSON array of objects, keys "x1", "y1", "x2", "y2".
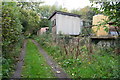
[{"x1": 12, "y1": 39, "x2": 70, "y2": 79}]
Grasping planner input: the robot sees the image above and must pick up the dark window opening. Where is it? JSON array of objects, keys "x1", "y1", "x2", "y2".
[{"x1": 52, "y1": 19, "x2": 56, "y2": 27}]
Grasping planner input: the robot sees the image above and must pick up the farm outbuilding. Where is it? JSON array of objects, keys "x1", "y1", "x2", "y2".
[
  {"x1": 92, "y1": 14, "x2": 109, "y2": 36},
  {"x1": 92, "y1": 14, "x2": 120, "y2": 37},
  {"x1": 37, "y1": 27, "x2": 49, "y2": 35},
  {"x1": 48, "y1": 11, "x2": 83, "y2": 35}
]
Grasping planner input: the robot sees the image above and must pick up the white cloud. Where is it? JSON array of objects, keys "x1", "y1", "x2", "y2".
[
  {"x1": 3, "y1": 0, "x2": 91, "y2": 10},
  {"x1": 42, "y1": 0, "x2": 92, "y2": 10}
]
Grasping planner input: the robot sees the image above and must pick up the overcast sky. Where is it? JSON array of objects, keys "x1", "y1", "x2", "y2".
[
  {"x1": 41, "y1": 0, "x2": 92, "y2": 10},
  {"x1": 3, "y1": 0, "x2": 92, "y2": 10}
]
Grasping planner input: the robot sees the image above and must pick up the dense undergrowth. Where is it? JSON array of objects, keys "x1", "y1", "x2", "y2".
[
  {"x1": 2, "y1": 41, "x2": 23, "y2": 78},
  {"x1": 2, "y1": 1, "x2": 120, "y2": 79},
  {"x1": 2, "y1": 2, "x2": 24, "y2": 78},
  {"x1": 2, "y1": 2, "x2": 41, "y2": 78},
  {"x1": 34, "y1": 34, "x2": 120, "y2": 78}
]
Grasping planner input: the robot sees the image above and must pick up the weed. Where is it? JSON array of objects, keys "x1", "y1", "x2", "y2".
[{"x1": 34, "y1": 34, "x2": 120, "y2": 78}]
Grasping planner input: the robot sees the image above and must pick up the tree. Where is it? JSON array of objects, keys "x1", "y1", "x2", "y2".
[
  {"x1": 17, "y1": 2, "x2": 42, "y2": 36},
  {"x1": 20, "y1": 8, "x2": 40, "y2": 36},
  {"x1": 2, "y1": 2, "x2": 23, "y2": 53},
  {"x1": 90, "y1": 1, "x2": 120, "y2": 36},
  {"x1": 2, "y1": 2, "x2": 23, "y2": 77},
  {"x1": 71, "y1": 6, "x2": 96, "y2": 26},
  {"x1": 17, "y1": 2, "x2": 44, "y2": 11},
  {"x1": 37, "y1": 5, "x2": 69, "y2": 28}
]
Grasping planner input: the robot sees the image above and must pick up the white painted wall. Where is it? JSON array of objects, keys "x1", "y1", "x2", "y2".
[{"x1": 51, "y1": 13, "x2": 82, "y2": 35}]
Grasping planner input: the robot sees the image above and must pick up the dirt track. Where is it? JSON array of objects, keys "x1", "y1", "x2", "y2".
[
  {"x1": 12, "y1": 39, "x2": 70, "y2": 79},
  {"x1": 12, "y1": 40, "x2": 27, "y2": 78},
  {"x1": 32, "y1": 40, "x2": 70, "y2": 79}
]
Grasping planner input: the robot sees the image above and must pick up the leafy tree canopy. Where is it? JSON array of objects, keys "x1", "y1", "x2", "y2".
[
  {"x1": 71, "y1": 6, "x2": 96, "y2": 26},
  {"x1": 90, "y1": 0, "x2": 120, "y2": 36}
]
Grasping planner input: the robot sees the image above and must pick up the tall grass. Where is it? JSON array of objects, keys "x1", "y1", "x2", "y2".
[{"x1": 34, "y1": 34, "x2": 120, "y2": 78}]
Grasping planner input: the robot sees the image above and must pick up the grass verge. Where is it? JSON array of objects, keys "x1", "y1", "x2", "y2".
[{"x1": 21, "y1": 39, "x2": 55, "y2": 78}]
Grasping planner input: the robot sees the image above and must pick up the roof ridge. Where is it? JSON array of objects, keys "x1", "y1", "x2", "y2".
[{"x1": 48, "y1": 11, "x2": 81, "y2": 20}]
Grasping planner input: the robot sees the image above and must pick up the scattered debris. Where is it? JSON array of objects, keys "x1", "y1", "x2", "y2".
[
  {"x1": 51, "y1": 67, "x2": 54, "y2": 69},
  {"x1": 58, "y1": 62, "x2": 61, "y2": 65},
  {"x1": 41, "y1": 64, "x2": 44, "y2": 66},
  {"x1": 56, "y1": 71, "x2": 61, "y2": 74},
  {"x1": 72, "y1": 73, "x2": 74, "y2": 76}
]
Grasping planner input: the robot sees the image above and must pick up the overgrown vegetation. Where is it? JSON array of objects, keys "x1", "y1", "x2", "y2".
[
  {"x1": 2, "y1": 0, "x2": 120, "y2": 79},
  {"x1": 2, "y1": 2, "x2": 24, "y2": 77},
  {"x1": 34, "y1": 34, "x2": 120, "y2": 78},
  {"x1": 2, "y1": 1, "x2": 69, "y2": 78},
  {"x1": 2, "y1": 2, "x2": 41, "y2": 78},
  {"x1": 90, "y1": 1, "x2": 120, "y2": 36},
  {"x1": 22, "y1": 40, "x2": 54, "y2": 78}
]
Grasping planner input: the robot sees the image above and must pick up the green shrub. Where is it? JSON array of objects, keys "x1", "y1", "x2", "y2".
[{"x1": 2, "y1": 2, "x2": 23, "y2": 78}]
